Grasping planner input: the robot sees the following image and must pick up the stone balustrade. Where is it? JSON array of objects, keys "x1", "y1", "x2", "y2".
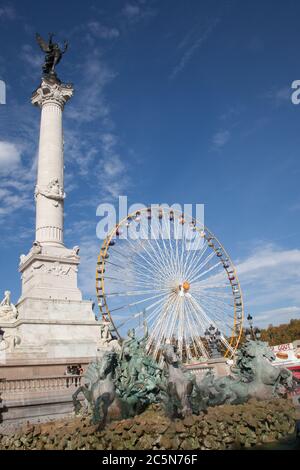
[{"x1": 0, "y1": 375, "x2": 82, "y2": 393}]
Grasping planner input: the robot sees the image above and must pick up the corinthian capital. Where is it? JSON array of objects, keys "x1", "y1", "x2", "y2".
[{"x1": 31, "y1": 78, "x2": 74, "y2": 109}]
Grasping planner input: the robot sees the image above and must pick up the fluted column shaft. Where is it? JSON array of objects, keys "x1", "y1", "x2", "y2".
[{"x1": 31, "y1": 79, "x2": 73, "y2": 246}]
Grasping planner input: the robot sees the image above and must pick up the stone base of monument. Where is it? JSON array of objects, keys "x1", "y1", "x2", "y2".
[
  {"x1": 0, "y1": 296, "x2": 100, "y2": 430},
  {"x1": 0, "y1": 297, "x2": 99, "y2": 361},
  {"x1": 0, "y1": 380, "x2": 83, "y2": 434},
  {"x1": 0, "y1": 357, "x2": 90, "y2": 432}
]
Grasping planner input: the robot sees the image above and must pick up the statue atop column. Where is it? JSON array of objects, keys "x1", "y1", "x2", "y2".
[{"x1": 36, "y1": 33, "x2": 68, "y2": 81}]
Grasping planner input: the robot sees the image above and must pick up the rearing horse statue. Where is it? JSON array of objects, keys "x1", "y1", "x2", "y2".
[
  {"x1": 72, "y1": 351, "x2": 118, "y2": 425},
  {"x1": 162, "y1": 344, "x2": 196, "y2": 417}
]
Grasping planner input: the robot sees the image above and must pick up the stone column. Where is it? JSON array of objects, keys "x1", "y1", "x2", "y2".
[{"x1": 31, "y1": 78, "x2": 73, "y2": 246}]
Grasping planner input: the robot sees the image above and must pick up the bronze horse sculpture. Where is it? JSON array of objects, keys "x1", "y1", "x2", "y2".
[
  {"x1": 196, "y1": 339, "x2": 297, "y2": 407},
  {"x1": 72, "y1": 351, "x2": 118, "y2": 425}
]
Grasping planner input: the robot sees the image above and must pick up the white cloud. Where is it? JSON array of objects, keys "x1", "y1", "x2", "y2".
[
  {"x1": 255, "y1": 306, "x2": 300, "y2": 323},
  {"x1": 212, "y1": 130, "x2": 230, "y2": 149},
  {"x1": 235, "y1": 243, "x2": 300, "y2": 327},
  {"x1": 122, "y1": 2, "x2": 156, "y2": 23},
  {"x1": 21, "y1": 44, "x2": 42, "y2": 70},
  {"x1": 0, "y1": 6, "x2": 15, "y2": 20},
  {"x1": 66, "y1": 54, "x2": 116, "y2": 123},
  {"x1": 123, "y1": 3, "x2": 141, "y2": 18},
  {"x1": 0, "y1": 141, "x2": 21, "y2": 173},
  {"x1": 97, "y1": 132, "x2": 129, "y2": 198},
  {"x1": 265, "y1": 86, "x2": 291, "y2": 106},
  {"x1": 87, "y1": 22, "x2": 120, "y2": 39},
  {"x1": 170, "y1": 18, "x2": 220, "y2": 79},
  {"x1": 77, "y1": 235, "x2": 100, "y2": 297},
  {"x1": 63, "y1": 53, "x2": 131, "y2": 201}
]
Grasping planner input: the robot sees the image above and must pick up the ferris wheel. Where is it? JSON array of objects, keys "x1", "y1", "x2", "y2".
[{"x1": 96, "y1": 207, "x2": 244, "y2": 362}]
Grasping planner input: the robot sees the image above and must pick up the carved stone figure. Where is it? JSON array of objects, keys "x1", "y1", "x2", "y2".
[
  {"x1": 36, "y1": 33, "x2": 68, "y2": 79},
  {"x1": 72, "y1": 246, "x2": 80, "y2": 256},
  {"x1": 35, "y1": 178, "x2": 65, "y2": 207},
  {"x1": 97, "y1": 320, "x2": 120, "y2": 353},
  {"x1": 0, "y1": 291, "x2": 18, "y2": 322},
  {"x1": 0, "y1": 331, "x2": 21, "y2": 351},
  {"x1": 30, "y1": 241, "x2": 42, "y2": 255}
]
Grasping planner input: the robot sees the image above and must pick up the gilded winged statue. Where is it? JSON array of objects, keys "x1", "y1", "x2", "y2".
[{"x1": 36, "y1": 33, "x2": 68, "y2": 77}]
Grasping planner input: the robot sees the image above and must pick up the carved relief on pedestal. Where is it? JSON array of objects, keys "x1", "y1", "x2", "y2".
[
  {"x1": 31, "y1": 78, "x2": 73, "y2": 109},
  {"x1": 33, "y1": 261, "x2": 77, "y2": 276},
  {"x1": 0, "y1": 291, "x2": 18, "y2": 322},
  {"x1": 0, "y1": 328, "x2": 21, "y2": 352},
  {"x1": 35, "y1": 178, "x2": 65, "y2": 207}
]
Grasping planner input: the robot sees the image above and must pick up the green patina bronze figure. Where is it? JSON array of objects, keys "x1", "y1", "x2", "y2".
[
  {"x1": 72, "y1": 323, "x2": 297, "y2": 426},
  {"x1": 36, "y1": 33, "x2": 68, "y2": 80}
]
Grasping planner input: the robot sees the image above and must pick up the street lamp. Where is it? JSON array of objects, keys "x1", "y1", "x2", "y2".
[
  {"x1": 205, "y1": 324, "x2": 222, "y2": 358},
  {"x1": 245, "y1": 314, "x2": 260, "y2": 341}
]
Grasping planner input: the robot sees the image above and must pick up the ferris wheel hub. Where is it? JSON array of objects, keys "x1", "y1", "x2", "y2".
[
  {"x1": 182, "y1": 281, "x2": 190, "y2": 292},
  {"x1": 177, "y1": 281, "x2": 191, "y2": 297}
]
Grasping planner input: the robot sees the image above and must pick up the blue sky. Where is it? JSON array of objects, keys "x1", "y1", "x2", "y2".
[{"x1": 0, "y1": 0, "x2": 300, "y2": 328}]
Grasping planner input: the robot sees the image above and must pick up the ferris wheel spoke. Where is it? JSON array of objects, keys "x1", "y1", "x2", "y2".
[
  {"x1": 109, "y1": 290, "x2": 170, "y2": 314},
  {"x1": 193, "y1": 278, "x2": 232, "y2": 295},
  {"x1": 103, "y1": 253, "x2": 170, "y2": 287},
  {"x1": 143, "y1": 293, "x2": 175, "y2": 330},
  {"x1": 192, "y1": 289, "x2": 232, "y2": 310},
  {"x1": 189, "y1": 260, "x2": 222, "y2": 284},
  {"x1": 103, "y1": 254, "x2": 160, "y2": 284},
  {"x1": 182, "y1": 305, "x2": 200, "y2": 360},
  {"x1": 148, "y1": 292, "x2": 177, "y2": 347},
  {"x1": 182, "y1": 230, "x2": 205, "y2": 280},
  {"x1": 184, "y1": 298, "x2": 209, "y2": 358},
  {"x1": 100, "y1": 274, "x2": 164, "y2": 291},
  {"x1": 184, "y1": 240, "x2": 210, "y2": 282},
  {"x1": 192, "y1": 297, "x2": 232, "y2": 327},
  {"x1": 104, "y1": 265, "x2": 163, "y2": 290},
  {"x1": 159, "y1": 219, "x2": 182, "y2": 281},
  {"x1": 122, "y1": 233, "x2": 170, "y2": 282},
  {"x1": 195, "y1": 290, "x2": 232, "y2": 302},
  {"x1": 162, "y1": 216, "x2": 181, "y2": 279},
  {"x1": 193, "y1": 280, "x2": 229, "y2": 290},
  {"x1": 103, "y1": 287, "x2": 171, "y2": 298},
  {"x1": 106, "y1": 245, "x2": 161, "y2": 280},
  {"x1": 139, "y1": 220, "x2": 178, "y2": 279},
  {"x1": 114, "y1": 294, "x2": 170, "y2": 330},
  {"x1": 187, "y1": 250, "x2": 216, "y2": 283},
  {"x1": 188, "y1": 294, "x2": 217, "y2": 330},
  {"x1": 189, "y1": 294, "x2": 234, "y2": 354},
  {"x1": 156, "y1": 294, "x2": 179, "y2": 350},
  {"x1": 151, "y1": 296, "x2": 181, "y2": 359},
  {"x1": 148, "y1": 219, "x2": 178, "y2": 280}
]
